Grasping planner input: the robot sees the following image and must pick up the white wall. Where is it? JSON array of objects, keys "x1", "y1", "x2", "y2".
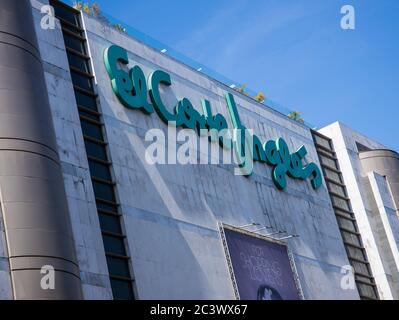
[
  {"x1": 319, "y1": 121, "x2": 399, "y2": 299},
  {"x1": 82, "y1": 14, "x2": 358, "y2": 300}
]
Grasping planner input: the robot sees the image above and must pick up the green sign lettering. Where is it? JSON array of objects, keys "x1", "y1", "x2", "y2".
[{"x1": 104, "y1": 45, "x2": 322, "y2": 190}]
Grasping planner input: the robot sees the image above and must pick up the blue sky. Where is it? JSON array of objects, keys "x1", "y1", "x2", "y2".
[{"x1": 90, "y1": 0, "x2": 398, "y2": 150}]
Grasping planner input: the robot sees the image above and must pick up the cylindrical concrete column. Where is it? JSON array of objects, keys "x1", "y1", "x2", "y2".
[
  {"x1": 0, "y1": 0, "x2": 82, "y2": 299},
  {"x1": 360, "y1": 149, "x2": 399, "y2": 214}
]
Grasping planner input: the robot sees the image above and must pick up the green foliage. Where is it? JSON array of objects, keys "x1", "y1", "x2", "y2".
[
  {"x1": 254, "y1": 92, "x2": 265, "y2": 103},
  {"x1": 73, "y1": 1, "x2": 127, "y2": 34},
  {"x1": 72, "y1": 1, "x2": 83, "y2": 10},
  {"x1": 83, "y1": 3, "x2": 90, "y2": 14},
  {"x1": 235, "y1": 85, "x2": 266, "y2": 103},
  {"x1": 288, "y1": 111, "x2": 305, "y2": 124},
  {"x1": 236, "y1": 84, "x2": 248, "y2": 95},
  {"x1": 112, "y1": 24, "x2": 127, "y2": 34}
]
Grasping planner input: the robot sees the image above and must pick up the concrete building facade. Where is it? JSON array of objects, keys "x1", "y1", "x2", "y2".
[
  {"x1": 319, "y1": 122, "x2": 399, "y2": 300},
  {"x1": 0, "y1": 0, "x2": 397, "y2": 300}
]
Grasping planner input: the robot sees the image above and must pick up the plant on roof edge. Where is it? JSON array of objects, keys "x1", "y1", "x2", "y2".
[
  {"x1": 73, "y1": 1, "x2": 127, "y2": 34},
  {"x1": 235, "y1": 84, "x2": 249, "y2": 96},
  {"x1": 83, "y1": 3, "x2": 90, "y2": 14},
  {"x1": 112, "y1": 24, "x2": 127, "y2": 34},
  {"x1": 288, "y1": 111, "x2": 305, "y2": 124},
  {"x1": 72, "y1": 1, "x2": 83, "y2": 10},
  {"x1": 91, "y1": 2, "x2": 100, "y2": 17},
  {"x1": 255, "y1": 92, "x2": 265, "y2": 103}
]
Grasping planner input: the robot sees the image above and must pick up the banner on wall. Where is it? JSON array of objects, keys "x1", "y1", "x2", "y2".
[{"x1": 222, "y1": 226, "x2": 302, "y2": 300}]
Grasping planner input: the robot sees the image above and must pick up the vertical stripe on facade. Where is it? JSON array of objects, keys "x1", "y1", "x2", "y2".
[
  {"x1": 312, "y1": 130, "x2": 379, "y2": 300},
  {"x1": 50, "y1": 0, "x2": 135, "y2": 300}
]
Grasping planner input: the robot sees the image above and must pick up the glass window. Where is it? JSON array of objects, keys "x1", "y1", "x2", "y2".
[
  {"x1": 323, "y1": 168, "x2": 342, "y2": 184},
  {"x1": 327, "y1": 181, "x2": 347, "y2": 198},
  {"x1": 81, "y1": 119, "x2": 103, "y2": 140},
  {"x1": 337, "y1": 216, "x2": 357, "y2": 233},
  {"x1": 75, "y1": 91, "x2": 97, "y2": 110},
  {"x1": 110, "y1": 279, "x2": 134, "y2": 300},
  {"x1": 351, "y1": 260, "x2": 370, "y2": 275},
  {"x1": 332, "y1": 195, "x2": 351, "y2": 211},
  {"x1": 63, "y1": 33, "x2": 86, "y2": 54},
  {"x1": 85, "y1": 140, "x2": 107, "y2": 161},
  {"x1": 346, "y1": 246, "x2": 366, "y2": 261},
  {"x1": 60, "y1": 21, "x2": 83, "y2": 36},
  {"x1": 356, "y1": 142, "x2": 371, "y2": 153},
  {"x1": 314, "y1": 134, "x2": 332, "y2": 150},
  {"x1": 93, "y1": 181, "x2": 115, "y2": 202},
  {"x1": 99, "y1": 213, "x2": 122, "y2": 234},
  {"x1": 357, "y1": 283, "x2": 378, "y2": 299},
  {"x1": 79, "y1": 109, "x2": 100, "y2": 121},
  {"x1": 319, "y1": 154, "x2": 337, "y2": 169},
  {"x1": 335, "y1": 208, "x2": 353, "y2": 220},
  {"x1": 67, "y1": 51, "x2": 89, "y2": 73},
  {"x1": 355, "y1": 275, "x2": 374, "y2": 285},
  {"x1": 53, "y1": 5, "x2": 80, "y2": 26},
  {"x1": 342, "y1": 231, "x2": 362, "y2": 247},
  {"x1": 89, "y1": 160, "x2": 112, "y2": 181},
  {"x1": 103, "y1": 235, "x2": 126, "y2": 256},
  {"x1": 106, "y1": 256, "x2": 130, "y2": 278},
  {"x1": 97, "y1": 200, "x2": 118, "y2": 213},
  {"x1": 71, "y1": 71, "x2": 93, "y2": 91},
  {"x1": 317, "y1": 148, "x2": 335, "y2": 160}
]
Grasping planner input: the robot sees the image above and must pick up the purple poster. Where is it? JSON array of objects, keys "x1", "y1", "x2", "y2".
[{"x1": 223, "y1": 228, "x2": 301, "y2": 300}]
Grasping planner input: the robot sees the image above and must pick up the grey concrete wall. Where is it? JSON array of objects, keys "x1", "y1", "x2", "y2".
[
  {"x1": 30, "y1": 0, "x2": 112, "y2": 299},
  {"x1": 81, "y1": 14, "x2": 358, "y2": 300},
  {"x1": 0, "y1": 0, "x2": 81, "y2": 299},
  {"x1": 0, "y1": 206, "x2": 12, "y2": 299},
  {"x1": 360, "y1": 149, "x2": 399, "y2": 215}
]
